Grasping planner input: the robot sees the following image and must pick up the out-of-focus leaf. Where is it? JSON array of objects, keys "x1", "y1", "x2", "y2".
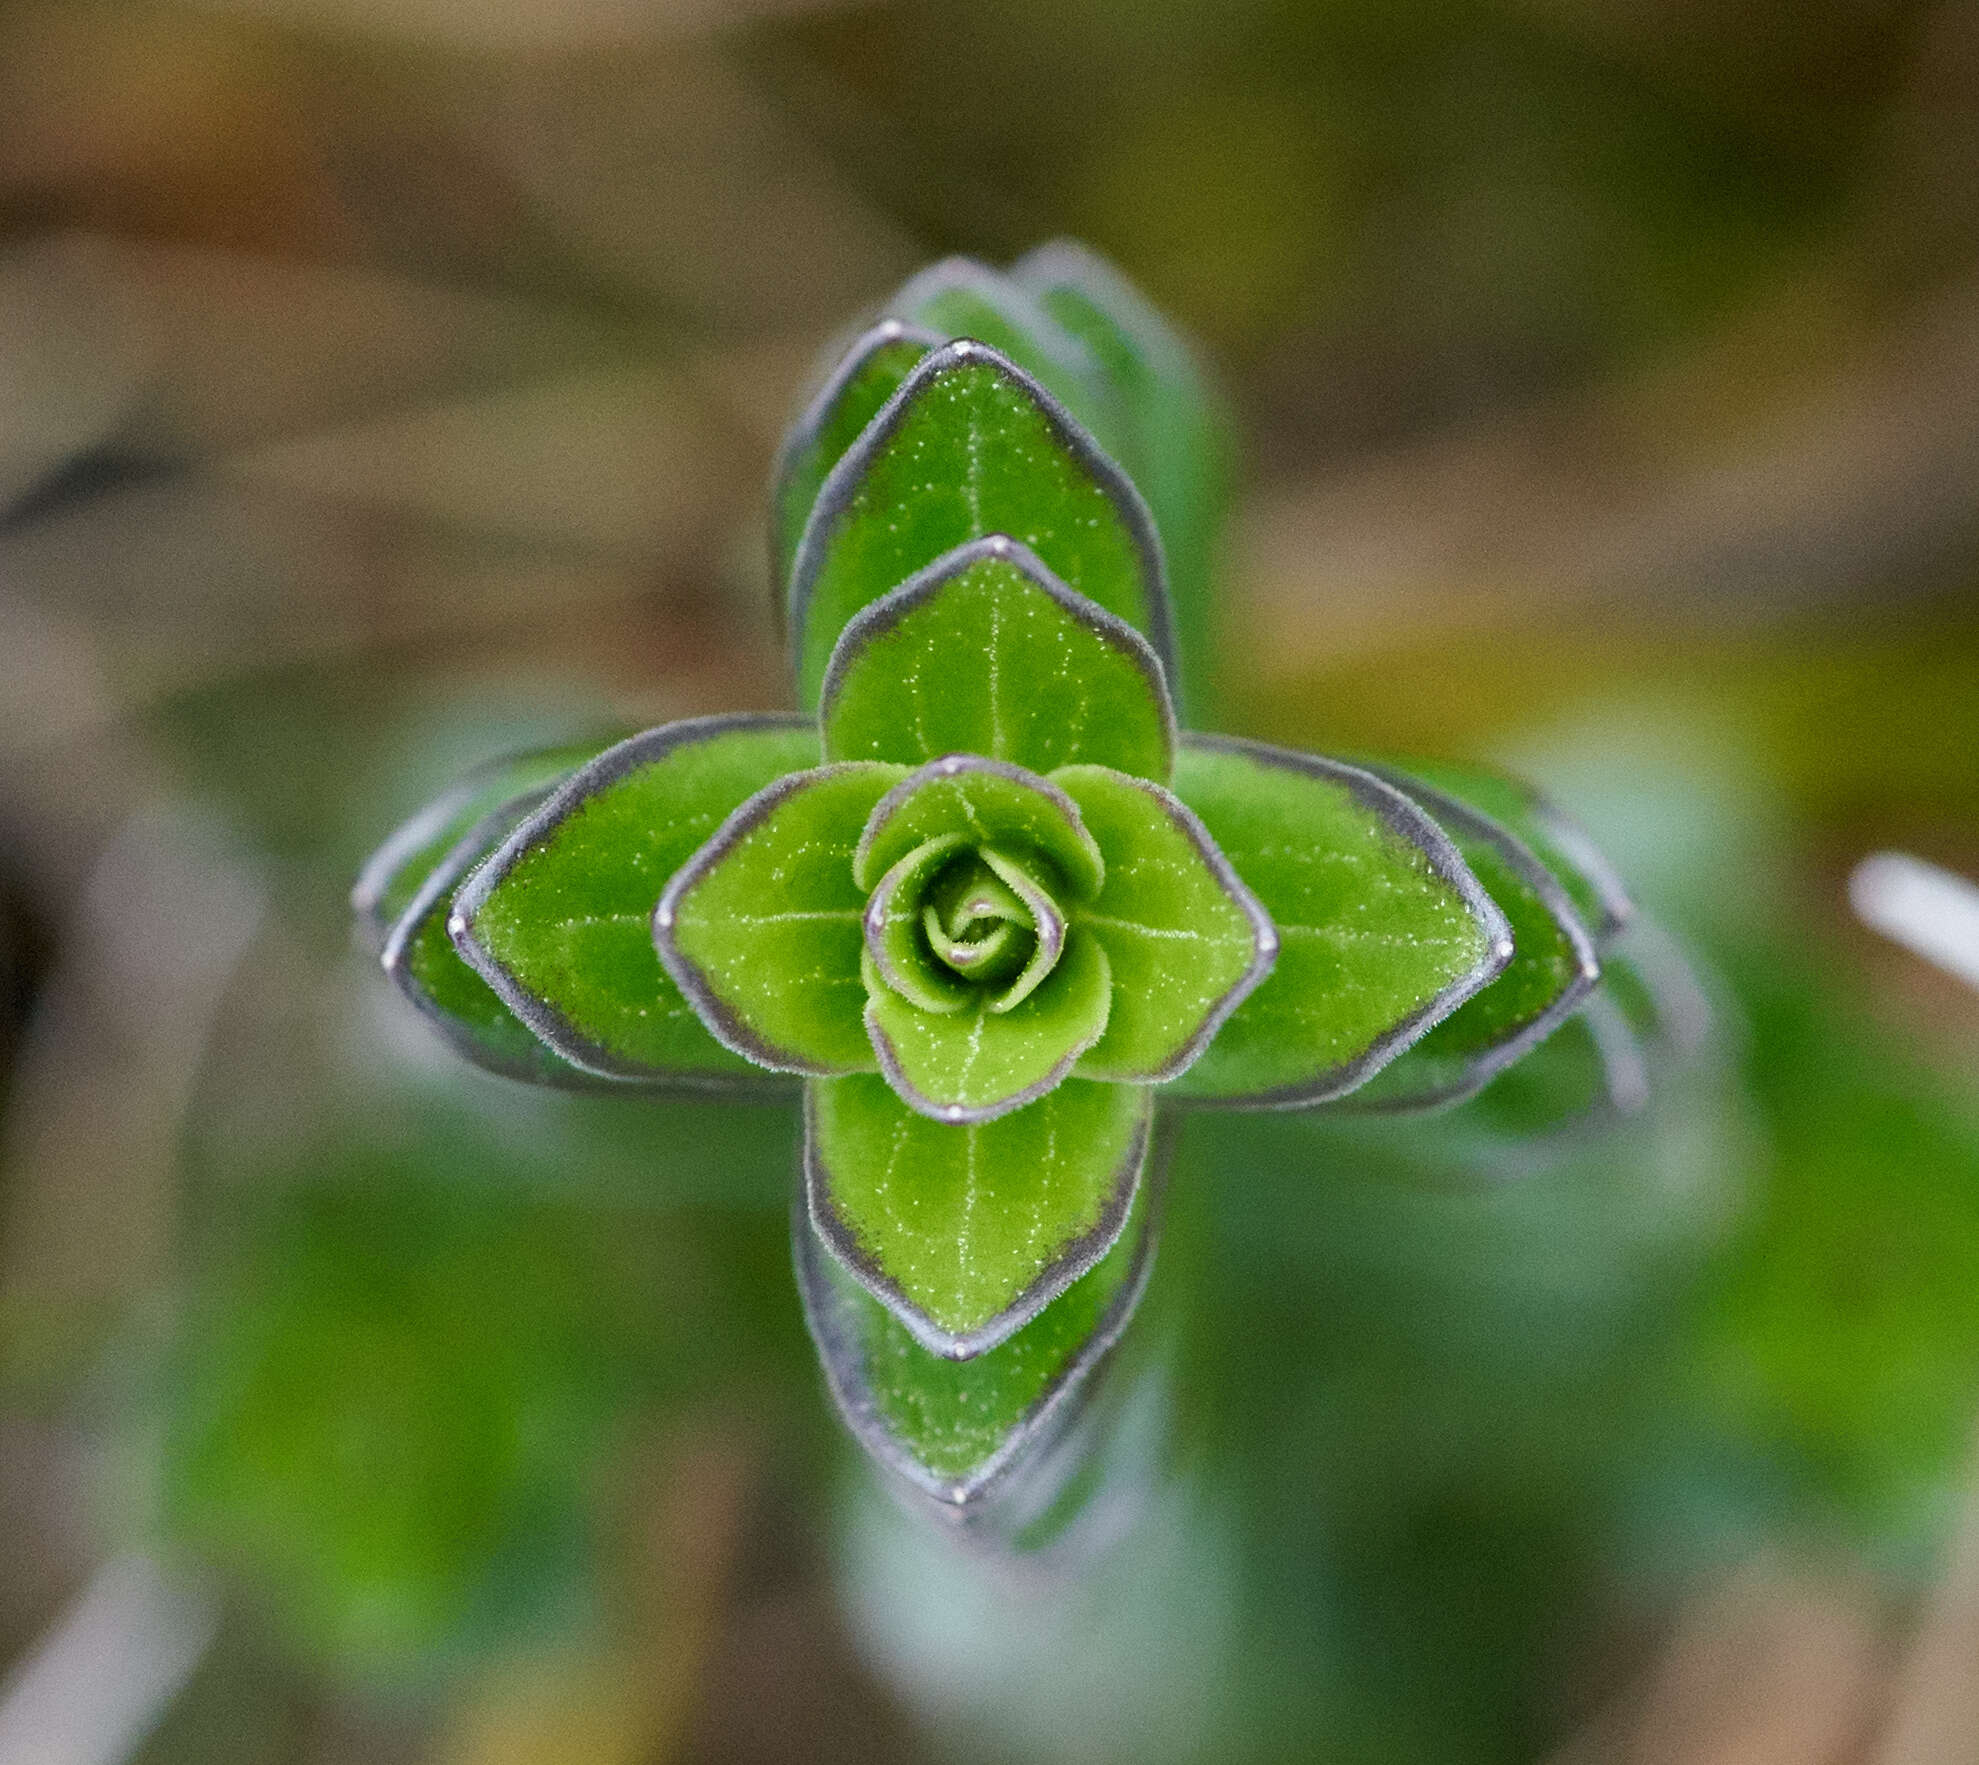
[
  {"x1": 1165, "y1": 737, "x2": 1508, "y2": 1106},
  {"x1": 788, "y1": 342, "x2": 1171, "y2": 709},
  {"x1": 819, "y1": 536, "x2": 1174, "y2": 781},
  {"x1": 1388, "y1": 758, "x2": 1634, "y2": 946},
  {"x1": 382, "y1": 789, "x2": 605, "y2": 1088},
  {"x1": 1015, "y1": 240, "x2": 1232, "y2": 721},
  {"x1": 351, "y1": 741, "x2": 612, "y2": 957},
  {"x1": 1050, "y1": 764, "x2": 1275, "y2": 1084},
  {"x1": 1339, "y1": 771, "x2": 1600, "y2": 1111},
  {"x1": 883, "y1": 257, "x2": 1122, "y2": 456},
  {"x1": 453, "y1": 717, "x2": 820, "y2": 1086},
  {"x1": 806, "y1": 1073, "x2": 1150, "y2": 1357},
  {"x1": 769, "y1": 319, "x2": 941, "y2": 600},
  {"x1": 656, "y1": 760, "x2": 904, "y2": 1075},
  {"x1": 795, "y1": 1156, "x2": 1160, "y2": 1503}
]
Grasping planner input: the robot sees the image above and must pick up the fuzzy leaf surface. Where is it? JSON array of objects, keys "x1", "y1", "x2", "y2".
[
  {"x1": 1163, "y1": 738, "x2": 1510, "y2": 1106},
  {"x1": 819, "y1": 537, "x2": 1174, "y2": 781},
  {"x1": 1016, "y1": 241, "x2": 1231, "y2": 720},
  {"x1": 883, "y1": 257, "x2": 1120, "y2": 452},
  {"x1": 795, "y1": 1158, "x2": 1157, "y2": 1501},
  {"x1": 1388, "y1": 758, "x2": 1634, "y2": 946},
  {"x1": 855, "y1": 756, "x2": 1104, "y2": 901},
  {"x1": 451, "y1": 717, "x2": 819, "y2": 1084},
  {"x1": 657, "y1": 762, "x2": 906, "y2": 1074},
  {"x1": 770, "y1": 320, "x2": 939, "y2": 598},
  {"x1": 1342, "y1": 773, "x2": 1600, "y2": 1111},
  {"x1": 788, "y1": 342, "x2": 1170, "y2": 709},
  {"x1": 806, "y1": 1074, "x2": 1150, "y2": 1357},
  {"x1": 863, "y1": 928, "x2": 1112, "y2": 1122},
  {"x1": 1050, "y1": 763, "x2": 1275, "y2": 1083},
  {"x1": 383, "y1": 790, "x2": 605, "y2": 1088},
  {"x1": 352, "y1": 741, "x2": 609, "y2": 956}
]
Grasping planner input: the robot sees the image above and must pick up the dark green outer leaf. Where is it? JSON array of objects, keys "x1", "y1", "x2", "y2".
[
  {"x1": 793, "y1": 1132, "x2": 1165, "y2": 1504},
  {"x1": 382, "y1": 790, "x2": 610, "y2": 1089},
  {"x1": 805, "y1": 1074, "x2": 1151, "y2": 1358},
  {"x1": 818, "y1": 535, "x2": 1175, "y2": 782},
  {"x1": 883, "y1": 257, "x2": 1123, "y2": 456},
  {"x1": 1164, "y1": 737, "x2": 1511, "y2": 1108},
  {"x1": 1459, "y1": 992, "x2": 1649, "y2": 1145},
  {"x1": 351, "y1": 741, "x2": 612, "y2": 957},
  {"x1": 451, "y1": 715, "x2": 819, "y2": 1088},
  {"x1": 1388, "y1": 757, "x2": 1634, "y2": 946},
  {"x1": 1340, "y1": 773, "x2": 1601, "y2": 1112},
  {"x1": 787, "y1": 341, "x2": 1173, "y2": 711},
  {"x1": 769, "y1": 318, "x2": 942, "y2": 601},
  {"x1": 1015, "y1": 240, "x2": 1232, "y2": 723}
]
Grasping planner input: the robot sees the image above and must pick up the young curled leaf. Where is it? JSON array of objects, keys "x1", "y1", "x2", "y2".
[
  {"x1": 450, "y1": 716, "x2": 820, "y2": 1087},
  {"x1": 795, "y1": 1140, "x2": 1164, "y2": 1504},
  {"x1": 806, "y1": 1074, "x2": 1151, "y2": 1358},
  {"x1": 1164, "y1": 737, "x2": 1510, "y2": 1107},
  {"x1": 819, "y1": 536, "x2": 1175, "y2": 782},
  {"x1": 1340, "y1": 771, "x2": 1602, "y2": 1112},
  {"x1": 788, "y1": 341, "x2": 1172, "y2": 709}
]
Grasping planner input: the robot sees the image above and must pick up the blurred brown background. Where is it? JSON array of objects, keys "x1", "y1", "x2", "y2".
[{"x1": 3, "y1": 0, "x2": 1979, "y2": 1761}]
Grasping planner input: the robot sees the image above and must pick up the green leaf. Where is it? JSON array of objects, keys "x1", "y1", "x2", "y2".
[
  {"x1": 788, "y1": 341, "x2": 1172, "y2": 710},
  {"x1": 1459, "y1": 993, "x2": 1649, "y2": 1143},
  {"x1": 1341, "y1": 772, "x2": 1601, "y2": 1111},
  {"x1": 450, "y1": 716, "x2": 820, "y2": 1085},
  {"x1": 769, "y1": 318, "x2": 940, "y2": 600},
  {"x1": 656, "y1": 761, "x2": 907, "y2": 1074},
  {"x1": 818, "y1": 535, "x2": 1175, "y2": 780},
  {"x1": 806, "y1": 1074, "x2": 1151, "y2": 1356},
  {"x1": 382, "y1": 788, "x2": 608, "y2": 1089},
  {"x1": 1015, "y1": 241, "x2": 1233, "y2": 722},
  {"x1": 884, "y1": 257, "x2": 1122, "y2": 454},
  {"x1": 1601, "y1": 918, "x2": 1714, "y2": 1066},
  {"x1": 1163, "y1": 737, "x2": 1511, "y2": 1106},
  {"x1": 863, "y1": 928, "x2": 1113, "y2": 1122},
  {"x1": 1049, "y1": 763, "x2": 1276, "y2": 1083},
  {"x1": 854, "y1": 755, "x2": 1105, "y2": 902},
  {"x1": 352, "y1": 741, "x2": 612, "y2": 956},
  {"x1": 794, "y1": 1143, "x2": 1162, "y2": 1502},
  {"x1": 1386, "y1": 757, "x2": 1634, "y2": 946}
]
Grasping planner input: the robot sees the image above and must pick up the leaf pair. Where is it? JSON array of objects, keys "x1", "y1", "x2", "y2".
[{"x1": 773, "y1": 249, "x2": 1230, "y2": 720}]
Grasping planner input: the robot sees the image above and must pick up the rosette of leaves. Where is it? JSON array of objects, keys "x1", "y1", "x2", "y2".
[{"x1": 357, "y1": 245, "x2": 1698, "y2": 1508}]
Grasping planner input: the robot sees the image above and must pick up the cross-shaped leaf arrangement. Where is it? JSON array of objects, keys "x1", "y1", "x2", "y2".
[{"x1": 356, "y1": 245, "x2": 1697, "y2": 1507}]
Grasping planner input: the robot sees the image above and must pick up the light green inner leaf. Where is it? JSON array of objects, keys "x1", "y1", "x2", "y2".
[
  {"x1": 855, "y1": 756, "x2": 1104, "y2": 901},
  {"x1": 455, "y1": 718, "x2": 820, "y2": 1082},
  {"x1": 771, "y1": 321, "x2": 938, "y2": 599},
  {"x1": 863, "y1": 927, "x2": 1112, "y2": 1122},
  {"x1": 866, "y1": 834, "x2": 975, "y2": 1013},
  {"x1": 807, "y1": 1074, "x2": 1150, "y2": 1353},
  {"x1": 789, "y1": 345, "x2": 1169, "y2": 710},
  {"x1": 1164, "y1": 739, "x2": 1504, "y2": 1106},
  {"x1": 1049, "y1": 763, "x2": 1274, "y2": 1083},
  {"x1": 658, "y1": 762, "x2": 906, "y2": 1075},
  {"x1": 818, "y1": 538, "x2": 1174, "y2": 781}
]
